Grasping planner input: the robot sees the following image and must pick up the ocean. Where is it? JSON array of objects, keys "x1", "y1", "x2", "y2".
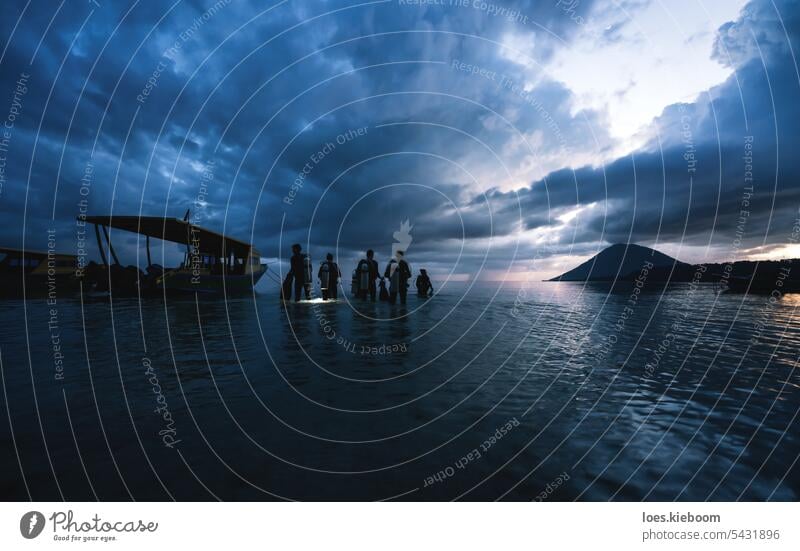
[{"x1": 1, "y1": 280, "x2": 798, "y2": 501}]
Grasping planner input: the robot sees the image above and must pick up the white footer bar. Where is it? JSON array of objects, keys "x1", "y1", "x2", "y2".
[{"x1": 1, "y1": 502, "x2": 797, "y2": 550}]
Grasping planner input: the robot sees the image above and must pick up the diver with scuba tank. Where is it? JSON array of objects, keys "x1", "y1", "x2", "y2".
[
  {"x1": 384, "y1": 250, "x2": 412, "y2": 305},
  {"x1": 355, "y1": 249, "x2": 380, "y2": 301},
  {"x1": 318, "y1": 253, "x2": 341, "y2": 300},
  {"x1": 416, "y1": 269, "x2": 434, "y2": 297},
  {"x1": 289, "y1": 243, "x2": 312, "y2": 301}
]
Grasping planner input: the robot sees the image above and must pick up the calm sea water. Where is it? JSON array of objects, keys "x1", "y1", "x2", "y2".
[{"x1": 1, "y1": 280, "x2": 798, "y2": 501}]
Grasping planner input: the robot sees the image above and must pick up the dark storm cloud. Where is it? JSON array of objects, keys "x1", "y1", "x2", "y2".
[
  {"x1": 0, "y1": 0, "x2": 797, "y2": 281},
  {"x1": 0, "y1": 0, "x2": 597, "y2": 259}
]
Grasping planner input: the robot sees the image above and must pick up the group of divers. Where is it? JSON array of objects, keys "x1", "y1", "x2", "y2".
[{"x1": 281, "y1": 244, "x2": 434, "y2": 304}]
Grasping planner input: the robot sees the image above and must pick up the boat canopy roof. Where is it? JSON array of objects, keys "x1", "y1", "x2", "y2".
[
  {"x1": 0, "y1": 246, "x2": 77, "y2": 259},
  {"x1": 83, "y1": 216, "x2": 259, "y2": 258}
]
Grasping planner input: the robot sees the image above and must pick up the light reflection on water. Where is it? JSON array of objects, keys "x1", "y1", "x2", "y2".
[{"x1": 0, "y1": 281, "x2": 798, "y2": 500}]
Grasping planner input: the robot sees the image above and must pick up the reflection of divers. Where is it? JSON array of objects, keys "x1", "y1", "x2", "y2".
[
  {"x1": 318, "y1": 253, "x2": 341, "y2": 301},
  {"x1": 304, "y1": 254, "x2": 313, "y2": 296},
  {"x1": 356, "y1": 258, "x2": 369, "y2": 299},
  {"x1": 416, "y1": 269, "x2": 434, "y2": 297},
  {"x1": 355, "y1": 249, "x2": 380, "y2": 301},
  {"x1": 284, "y1": 243, "x2": 312, "y2": 302},
  {"x1": 350, "y1": 269, "x2": 359, "y2": 296},
  {"x1": 384, "y1": 250, "x2": 411, "y2": 305}
]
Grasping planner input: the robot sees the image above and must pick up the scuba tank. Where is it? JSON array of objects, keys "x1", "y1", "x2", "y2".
[
  {"x1": 379, "y1": 278, "x2": 389, "y2": 301},
  {"x1": 351, "y1": 269, "x2": 358, "y2": 295},
  {"x1": 319, "y1": 262, "x2": 330, "y2": 290},
  {"x1": 359, "y1": 259, "x2": 370, "y2": 289},
  {"x1": 388, "y1": 260, "x2": 399, "y2": 293},
  {"x1": 303, "y1": 254, "x2": 312, "y2": 284}
]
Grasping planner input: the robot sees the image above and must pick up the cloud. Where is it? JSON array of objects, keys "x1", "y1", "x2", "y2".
[
  {"x1": 0, "y1": 0, "x2": 797, "y2": 281},
  {"x1": 488, "y1": 0, "x2": 800, "y2": 264}
]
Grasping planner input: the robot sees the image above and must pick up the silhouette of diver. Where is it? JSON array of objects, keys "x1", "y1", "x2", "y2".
[
  {"x1": 384, "y1": 250, "x2": 411, "y2": 304},
  {"x1": 416, "y1": 269, "x2": 434, "y2": 297},
  {"x1": 319, "y1": 253, "x2": 341, "y2": 300},
  {"x1": 356, "y1": 249, "x2": 380, "y2": 301},
  {"x1": 284, "y1": 243, "x2": 312, "y2": 302}
]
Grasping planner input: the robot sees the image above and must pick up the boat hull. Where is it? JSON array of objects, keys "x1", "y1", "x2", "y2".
[
  {"x1": 156, "y1": 266, "x2": 266, "y2": 295},
  {"x1": 0, "y1": 273, "x2": 82, "y2": 299}
]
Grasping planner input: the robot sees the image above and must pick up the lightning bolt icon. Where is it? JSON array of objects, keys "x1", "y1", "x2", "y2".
[{"x1": 28, "y1": 513, "x2": 38, "y2": 535}]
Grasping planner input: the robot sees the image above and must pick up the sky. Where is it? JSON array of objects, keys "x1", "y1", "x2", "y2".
[{"x1": 0, "y1": 0, "x2": 798, "y2": 281}]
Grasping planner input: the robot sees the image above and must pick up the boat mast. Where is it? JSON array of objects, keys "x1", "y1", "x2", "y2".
[
  {"x1": 146, "y1": 235, "x2": 152, "y2": 267},
  {"x1": 94, "y1": 224, "x2": 108, "y2": 266},
  {"x1": 101, "y1": 225, "x2": 121, "y2": 265}
]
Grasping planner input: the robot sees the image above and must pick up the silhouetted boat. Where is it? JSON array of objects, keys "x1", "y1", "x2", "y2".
[
  {"x1": 83, "y1": 215, "x2": 266, "y2": 296},
  {"x1": 0, "y1": 247, "x2": 81, "y2": 298},
  {"x1": 722, "y1": 274, "x2": 800, "y2": 294}
]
